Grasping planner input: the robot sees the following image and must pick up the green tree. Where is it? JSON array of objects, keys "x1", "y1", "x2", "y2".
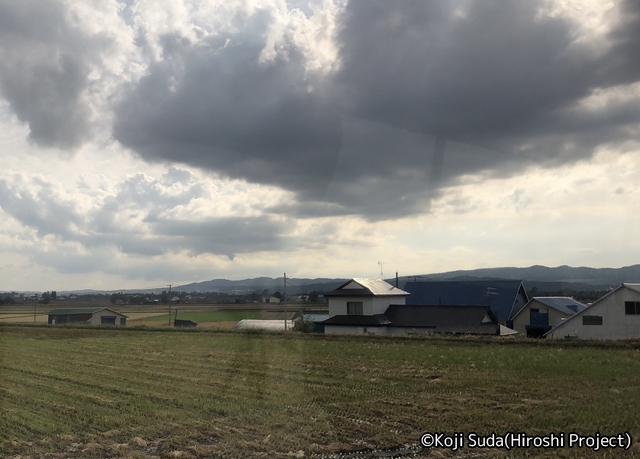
[{"x1": 293, "y1": 317, "x2": 315, "y2": 333}]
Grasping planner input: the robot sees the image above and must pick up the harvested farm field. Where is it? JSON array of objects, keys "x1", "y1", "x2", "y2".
[{"x1": 1, "y1": 325, "x2": 640, "y2": 458}]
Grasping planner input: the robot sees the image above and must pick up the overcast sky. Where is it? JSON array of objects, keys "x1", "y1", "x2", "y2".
[{"x1": 1, "y1": 0, "x2": 639, "y2": 291}]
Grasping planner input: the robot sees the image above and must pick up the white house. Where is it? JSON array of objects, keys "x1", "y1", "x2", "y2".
[
  {"x1": 261, "y1": 296, "x2": 281, "y2": 304},
  {"x1": 321, "y1": 278, "x2": 515, "y2": 336},
  {"x1": 545, "y1": 284, "x2": 640, "y2": 340},
  {"x1": 322, "y1": 278, "x2": 408, "y2": 334}
]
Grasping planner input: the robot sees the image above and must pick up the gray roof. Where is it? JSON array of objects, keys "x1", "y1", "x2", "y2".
[
  {"x1": 322, "y1": 304, "x2": 502, "y2": 335},
  {"x1": 530, "y1": 297, "x2": 587, "y2": 315},
  {"x1": 623, "y1": 283, "x2": 640, "y2": 294},
  {"x1": 299, "y1": 314, "x2": 330, "y2": 323},
  {"x1": 385, "y1": 304, "x2": 501, "y2": 335},
  {"x1": 48, "y1": 307, "x2": 127, "y2": 317},
  {"x1": 323, "y1": 278, "x2": 409, "y2": 297}
]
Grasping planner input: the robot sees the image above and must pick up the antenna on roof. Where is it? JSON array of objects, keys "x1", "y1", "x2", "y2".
[{"x1": 378, "y1": 260, "x2": 386, "y2": 279}]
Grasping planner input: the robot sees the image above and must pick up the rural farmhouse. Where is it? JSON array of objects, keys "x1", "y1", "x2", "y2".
[{"x1": 321, "y1": 278, "x2": 515, "y2": 336}]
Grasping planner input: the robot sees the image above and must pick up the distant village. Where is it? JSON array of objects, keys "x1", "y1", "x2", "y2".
[
  {"x1": 3, "y1": 275, "x2": 640, "y2": 341},
  {"x1": 0, "y1": 289, "x2": 321, "y2": 306}
]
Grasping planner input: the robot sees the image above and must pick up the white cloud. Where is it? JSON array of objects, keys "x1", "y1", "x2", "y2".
[{"x1": 1, "y1": 0, "x2": 640, "y2": 290}]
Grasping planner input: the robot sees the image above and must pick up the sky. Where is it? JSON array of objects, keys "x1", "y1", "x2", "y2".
[{"x1": 1, "y1": 0, "x2": 639, "y2": 291}]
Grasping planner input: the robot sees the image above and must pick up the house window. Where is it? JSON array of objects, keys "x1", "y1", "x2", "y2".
[
  {"x1": 625, "y1": 301, "x2": 640, "y2": 315},
  {"x1": 530, "y1": 308, "x2": 549, "y2": 326},
  {"x1": 582, "y1": 315, "x2": 603, "y2": 326},
  {"x1": 347, "y1": 302, "x2": 363, "y2": 315}
]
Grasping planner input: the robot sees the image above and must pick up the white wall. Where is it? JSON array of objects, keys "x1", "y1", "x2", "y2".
[
  {"x1": 386, "y1": 327, "x2": 433, "y2": 336},
  {"x1": 89, "y1": 309, "x2": 127, "y2": 326},
  {"x1": 371, "y1": 296, "x2": 405, "y2": 314},
  {"x1": 328, "y1": 296, "x2": 405, "y2": 316},
  {"x1": 324, "y1": 325, "x2": 388, "y2": 335},
  {"x1": 328, "y1": 297, "x2": 372, "y2": 316},
  {"x1": 547, "y1": 287, "x2": 640, "y2": 339}
]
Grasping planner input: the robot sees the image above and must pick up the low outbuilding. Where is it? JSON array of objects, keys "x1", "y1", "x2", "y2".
[
  {"x1": 48, "y1": 307, "x2": 127, "y2": 326},
  {"x1": 174, "y1": 319, "x2": 197, "y2": 328},
  {"x1": 322, "y1": 304, "x2": 516, "y2": 336},
  {"x1": 234, "y1": 319, "x2": 294, "y2": 331}
]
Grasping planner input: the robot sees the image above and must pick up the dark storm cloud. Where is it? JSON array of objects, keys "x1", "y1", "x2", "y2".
[
  {"x1": 0, "y1": 1, "x2": 636, "y2": 201},
  {"x1": 602, "y1": 0, "x2": 640, "y2": 85},
  {"x1": 0, "y1": 0, "x2": 109, "y2": 149},
  {"x1": 112, "y1": 1, "x2": 640, "y2": 219},
  {"x1": 337, "y1": 2, "x2": 593, "y2": 139},
  {"x1": 114, "y1": 15, "x2": 343, "y2": 202}
]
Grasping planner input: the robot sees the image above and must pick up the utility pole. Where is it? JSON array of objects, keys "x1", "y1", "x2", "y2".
[
  {"x1": 168, "y1": 284, "x2": 172, "y2": 327},
  {"x1": 34, "y1": 301, "x2": 37, "y2": 323},
  {"x1": 284, "y1": 273, "x2": 288, "y2": 331}
]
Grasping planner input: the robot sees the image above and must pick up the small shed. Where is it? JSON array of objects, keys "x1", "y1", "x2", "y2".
[
  {"x1": 261, "y1": 296, "x2": 281, "y2": 304},
  {"x1": 48, "y1": 308, "x2": 127, "y2": 326},
  {"x1": 174, "y1": 319, "x2": 197, "y2": 328}
]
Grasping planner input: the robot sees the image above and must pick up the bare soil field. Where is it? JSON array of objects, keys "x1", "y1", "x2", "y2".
[{"x1": 1, "y1": 325, "x2": 640, "y2": 458}]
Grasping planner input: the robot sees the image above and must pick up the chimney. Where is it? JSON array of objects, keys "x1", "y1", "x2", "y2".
[{"x1": 396, "y1": 271, "x2": 399, "y2": 288}]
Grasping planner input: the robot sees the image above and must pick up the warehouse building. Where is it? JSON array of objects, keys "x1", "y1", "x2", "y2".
[{"x1": 48, "y1": 308, "x2": 127, "y2": 326}]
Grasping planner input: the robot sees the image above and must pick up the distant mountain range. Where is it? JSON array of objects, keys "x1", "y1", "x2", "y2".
[
  {"x1": 423, "y1": 265, "x2": 640, "y2": 284},
  {"x1": 172, "y1": 264, "x2": 640, "y2": 294},
  {"x1": 173, "y1": 277, "x2": 345, "y2": 295},
  {"x1": 18, "y1": 264, "x2": 640, "y2": 295}
]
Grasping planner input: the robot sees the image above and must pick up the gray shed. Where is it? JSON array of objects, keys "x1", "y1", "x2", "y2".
[{"x1": 48, "y1": 307, "x2": 127, "y2": 326}]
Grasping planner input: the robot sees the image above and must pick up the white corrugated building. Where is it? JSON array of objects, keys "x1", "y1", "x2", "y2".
[
  {"x1": 48, "y1": 308, "x2": 127, "y2": 326},
  {"x1": 234, "y1": 319, "x2": 293, "y2": 331},
  {"x1": 545, "y1": 284, "x2": 640, "y2": 340}
]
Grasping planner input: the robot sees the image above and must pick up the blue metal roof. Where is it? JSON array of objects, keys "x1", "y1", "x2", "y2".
[
  {"x1": 403, "y1": 280, "x2": 528, "y2": 322},
  {"x1": 532, "y1": 297, "x2": 587, "y2": 315}
]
